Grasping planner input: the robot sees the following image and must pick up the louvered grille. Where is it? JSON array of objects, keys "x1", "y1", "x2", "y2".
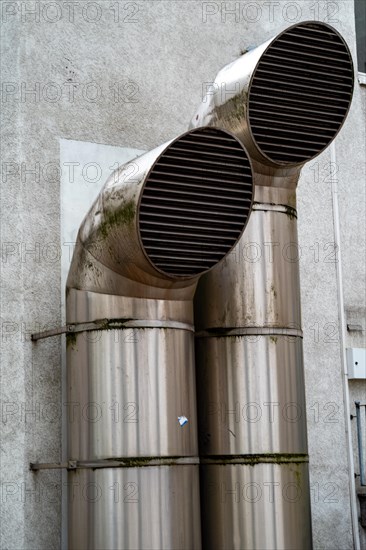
[
  {"x1": 138, "y1": 128, "x2": 253, "y2": 277},
  {"x1": 248, "y1": 22, "x2": 354, "y2": 164}
]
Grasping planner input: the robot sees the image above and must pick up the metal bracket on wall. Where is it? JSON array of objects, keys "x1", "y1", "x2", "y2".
[{"x1": 31, "y1": 320, "x2": 109, "y2": 341}]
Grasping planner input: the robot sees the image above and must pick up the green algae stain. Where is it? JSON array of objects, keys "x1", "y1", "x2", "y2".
[
  {"x1": 271, "y1": 284, "x2": 277, "y2": 299},
  {"x1": 99, "y1": 200, "x2": 135, "y2": 238},
  {"x1": 285, "y1": 205, "x2": 297, "y2": 220},
  {"x1": 66, "y1": 332, "x2": 77, "y2": 349}
]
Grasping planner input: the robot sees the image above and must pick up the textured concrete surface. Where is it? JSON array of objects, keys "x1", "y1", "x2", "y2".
[{"x1": 1, "y1": 1, "x2": 365, "y2": 549}]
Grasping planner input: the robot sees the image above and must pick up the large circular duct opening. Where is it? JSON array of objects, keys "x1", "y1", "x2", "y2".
[
  {"x1": 138, "y1": 128, "x2": 253, "y2": 277},
  {"x1": 248, "y1": 21, "x2": 354, "y2": 165}
]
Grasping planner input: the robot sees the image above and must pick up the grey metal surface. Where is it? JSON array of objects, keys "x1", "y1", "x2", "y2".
[
  {"x1": 195, "y1": 188, "x2": 301, "y2": 330},
  {"x1": 68, "y1": 466, "x2": 201, "y2": 550},
  {"x1": 67, "y1": 288, "x2": 195, "y2": 325},
  {"x1": 195, "y1": 335, "x2": 307, "y2": 456},
  {"x1": 194, "y1": 202, "x2": 310, "y2": 546},
  {"x1": 193, "y1": 194, "x2": 312, "y2": 548},
  {"x1": 67, "y1": 327, "x2": 198, "y2": 461},
  {"x1": 199, "y1": 462, "x2": 312, "y2": 550},
  {"x1": 66, "y1": 127, "x2": 254, "y2": 549}
]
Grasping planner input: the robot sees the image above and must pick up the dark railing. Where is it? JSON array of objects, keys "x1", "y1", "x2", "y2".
[{"x1": 355, "y1": 401, "x2": 366, "y2": 486}]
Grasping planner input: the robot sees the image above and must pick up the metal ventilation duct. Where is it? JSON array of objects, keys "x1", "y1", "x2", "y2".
[
  {"x1": 191, "y1": 21, "x2": 354, "y2": 181},
  {"x1": 189, "y1": 21, "x2": 354, "y2": 550},
  {"x1": 66, "y1": 127, "x2": 253, "y2": 550}
]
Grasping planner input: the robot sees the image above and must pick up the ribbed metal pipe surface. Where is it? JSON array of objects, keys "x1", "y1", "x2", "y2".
[
  {"x1": 138, "y1": 128, "x2": 253, "y2": 277},
  {"x1": 248, "y1": 21, "x2": 354, "y2": 164}
]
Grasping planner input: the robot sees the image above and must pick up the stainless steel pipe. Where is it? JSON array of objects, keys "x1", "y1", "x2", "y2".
[
  {"x1": 66, "y1": 127, "x2": 254, "y2": 549},
  {"x1": 190, "y1": 21, "x2": 354, "y2": 550},
  {"x1": 194, "y1": 188, "x2": 311, "y2": 550}
]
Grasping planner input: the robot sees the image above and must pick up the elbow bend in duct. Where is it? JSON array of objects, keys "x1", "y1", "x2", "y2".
[
  {"x1": 191, "y1": 21, "x2": 354, "y2": 330},
  {"x1": 66, "y1": 126, "x2": 254, "y2": 320},
  {"x1": 190, "y1": 21, "x2": 354, "y2": 189}
]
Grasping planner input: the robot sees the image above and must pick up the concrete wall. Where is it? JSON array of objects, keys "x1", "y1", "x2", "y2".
[{"x1": 1, "y1": 1, "x2": 365, "y2": 549}]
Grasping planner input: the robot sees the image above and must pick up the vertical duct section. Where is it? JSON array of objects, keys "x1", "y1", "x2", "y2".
[
  {"x1": 190, "y1": 22, "x2": 354, "y2": 549},
  {"x1": 66, "y1": 128, "x2": 253, "y2": 550}
]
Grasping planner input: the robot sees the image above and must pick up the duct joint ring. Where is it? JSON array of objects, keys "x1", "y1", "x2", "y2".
[
  {"x1": 31, "y1": 319, "x2": 195, "y2": 341},
  {"x1": 195, "y1": 327, "x2": 303, "y2": 338}
]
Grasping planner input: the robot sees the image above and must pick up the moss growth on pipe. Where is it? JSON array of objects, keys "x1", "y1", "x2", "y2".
[
  {"x1": 66, "y1": 332, "x2": 77, "y2": 348},
  {"x1": 99, "y1": 200, "x2": 135, "y2": 238},
  {"x1": 104, "y1": 456, "x2": 186, "y2": 468},
  {"x1": 291, "y1": 465, "x2": 302, "y2": 485},
  {"x1": 215, "y1": 90, "x2": 247, "y2": 125},
  {"x1": 230, "y1": 93, "x2": 247, "y2": 122},
  {"x1": 284, "y1": 205, "x2": 297, "y2": 220},
  {"x1": 202, "y1": 453, "x2": 308, "y2": 466}
]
